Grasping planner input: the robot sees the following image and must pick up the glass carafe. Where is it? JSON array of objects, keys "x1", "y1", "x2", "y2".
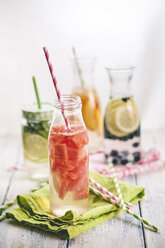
[
  {"x1": 71, "y1": 57, "x2": 103, "y2": 152},
  {"x1": 104, "y1": 66, "x2": 141, "y2": 165},
  {"x1": 48, "y1": 95, "x2": 89, "y2": 217}
]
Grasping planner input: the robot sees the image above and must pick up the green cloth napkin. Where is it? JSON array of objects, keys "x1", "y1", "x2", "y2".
[{"x1": 6, "y1": 172, "x2": 145, "y2": 239}]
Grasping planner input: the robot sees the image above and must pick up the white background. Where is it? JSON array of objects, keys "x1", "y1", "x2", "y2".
[{"x1": 0, "y1": 0, "x2": 165, "y2": 135}]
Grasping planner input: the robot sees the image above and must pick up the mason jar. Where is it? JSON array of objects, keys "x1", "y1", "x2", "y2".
[{"x1": 22, "y1": 103, "x2": 54, "y2": 180}]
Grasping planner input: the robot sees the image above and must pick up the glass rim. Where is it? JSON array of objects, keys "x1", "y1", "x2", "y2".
[
  {"x1": 69, "y1": 56, "x2": 97, "y2": 61},
  {"x1": 21, "y1": 102, "x2": 54, "y2": 113},
  {"x1": 54, "y1": 94, "x2": 82, "y2": 110},
  {"x1": 105, "y1": 65, "x2": 136, "y2": 71}
]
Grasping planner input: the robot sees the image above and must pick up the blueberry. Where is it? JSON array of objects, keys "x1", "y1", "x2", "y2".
[
  {"x1": 110, "y1": 150, "x2": 118, "y2": 157},
  {"x1": 132, "y1": 142, "x2": 140, "y2": 147},
  {"x1": 121, "y1": 159, "x2": 128, "y2": 165},
  {"x1": 112, "y1": 158, "x2": 119, "y2": 165},
  {"x1": 133, "y1": 152, "x2": 141, "y2": 162},
  {"x1": 122, "y1": 97, "x2": 130, "y2": 102},
  {"x1": 134, "y1": 155, "x2": 141, "y2": 162},
  {"x1": 128, "y1": 133, "x2": 134, "y2": 139}
]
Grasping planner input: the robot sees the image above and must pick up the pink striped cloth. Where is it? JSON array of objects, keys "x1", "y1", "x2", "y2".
[{"x1": 89, "y1": 149, "x2": 165, "y2": 179}]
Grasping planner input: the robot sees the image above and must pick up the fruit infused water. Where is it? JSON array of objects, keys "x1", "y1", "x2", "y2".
[
  {"x1": 104, "y1": 66, "x2": 141, "y2": 165},
  {"x1": 71, "y1": 55, "x2": 102, "y2": 151},
  {"x1": 48, "y1": 95, "x2": 89, "y2": 216},
  {"x1": 73, "y1": 86, "x2": 102, "y2": 151},
  {"x1": 22, "y1": 103, "x2": 54, "y2": 179}
]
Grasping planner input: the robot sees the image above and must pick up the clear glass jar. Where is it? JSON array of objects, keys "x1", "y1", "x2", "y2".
[
  {"x1": 22, "y1": 103, "x2": 54, "y2": 180},
  {"x1": 71, "y1": 57, "x2": 103, "y2": 152},
  {"x1": 48, "y1": 94, "x2": 89, "y2": 217},
  {"x1": 104, "y1": 66, "x2": 141, "y2": 165}
]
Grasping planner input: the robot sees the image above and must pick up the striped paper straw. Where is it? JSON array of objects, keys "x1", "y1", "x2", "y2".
[
  {"x1": 117, "y1": 160, "x2": 165, "y2": 179},
  {"x1": 72, "y1": 47, "x2": 85, "y2": 88},
  {"x1": 43, "y1": 47, "x2": 70, "y2": 131},
  {"x1": 108, "y1": 159, "x2": 125, "y2": 210},
  {"x1": 89, "y1": 178, "x2": 132, "y2": 209},
  {"x1": 98, "y1": 160, "x2": 165, "y2": 179},
  {"x1": 90, "y1": 185, "x2": 159, "y2": 232}
]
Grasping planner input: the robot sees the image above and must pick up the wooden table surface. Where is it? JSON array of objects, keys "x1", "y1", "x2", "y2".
[{"x1": 0, "y1": 130, "x2": 165, "y2": 248}]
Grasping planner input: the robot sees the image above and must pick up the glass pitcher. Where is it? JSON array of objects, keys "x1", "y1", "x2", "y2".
[
  {"x1": 104, "y1": 66, "x2": 141, "y2": 165},
  {"x1": 71, "y1": 57, "x2": 103, "y2": 152}
]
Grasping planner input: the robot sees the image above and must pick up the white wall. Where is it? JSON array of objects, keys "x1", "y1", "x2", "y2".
[{"x1": 0, "y1": 0, "x2": 165, "y2": 135}]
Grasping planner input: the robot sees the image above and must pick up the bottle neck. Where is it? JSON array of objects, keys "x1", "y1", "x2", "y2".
[
  {"x1": 106, "y1": 67, "x2": 134, "y2": 99},
  {"x1": 110, "y1": 79, "x2": 132, "y2": 98},
  {"x1": 53, "y1": 94, "x2": 85, "y2": 128}
]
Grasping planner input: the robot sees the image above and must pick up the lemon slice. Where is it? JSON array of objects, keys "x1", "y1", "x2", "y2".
[
  {"x1": 105, "y1": 116, "x2": 127, "y2": 137},
  {"x1": 105, "y1": 102, "x2": 127, "y2": 137},
  {"x1": 105, "y1": 97, "x2": 140, "y2": 137},
  {"x1": 116, "y1": 106, "x2": 140, "y2": 133},
  {"x1": 23, "y1": 133, "x2": 48, "y2": 163}
]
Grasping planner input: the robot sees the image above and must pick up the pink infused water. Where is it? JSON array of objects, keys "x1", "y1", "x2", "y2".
[{"x1": 49, "y1": 124, "x2": 89, "y2": 217}]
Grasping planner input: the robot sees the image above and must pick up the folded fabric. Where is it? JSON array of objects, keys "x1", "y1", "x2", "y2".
[{"x1": 6, "y1": 172, "x2": 145, "y2": 239}]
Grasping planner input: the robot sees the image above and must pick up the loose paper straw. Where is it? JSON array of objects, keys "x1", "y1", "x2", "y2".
[
  {"x1": 89, "y1": 185, "x2": 159, "y2": 232},
  {"x1": 72, "y1": 47, "x2": 85, "y2": 88},
  {"x1": 108, "y1": 159, "x2": 125, "y2": 210},
  {"x1": 43, "y1": 47, "x2": 70, "y2": 131},
  {"x1": 89, "y1": 178, "x2": 132, "y2": 209},
  {"x1": 0, "y1": 181, "x2": 49, "y2": 218}
]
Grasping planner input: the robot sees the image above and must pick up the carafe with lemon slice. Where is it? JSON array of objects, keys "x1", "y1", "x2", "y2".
[
  {"x1": 104, "y1": 66, "x2": 140, "y2": 165},
  {"x1": 22, "y1": 103, "x2": 54, "y2": 179}
]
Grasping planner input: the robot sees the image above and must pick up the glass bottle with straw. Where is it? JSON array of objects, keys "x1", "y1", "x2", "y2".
[
  {"x1": 22, "y1": 76, "x2": 54, "y2": 180},
  {"x1": 43, "y1": 47, "x2": 89, "y2": 216},
  {"x1": 71, "y1": 47, "x2": 103, "y2": 152}
]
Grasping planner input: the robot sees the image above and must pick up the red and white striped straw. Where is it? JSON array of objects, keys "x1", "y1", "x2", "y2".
[
  {"x1": 89, "y1": 178, "x2": 132, "y2": 209},
  {"x1": 97, "y1": 160, "x2": 165, "y2": 179},
  {"x1": 43, "y1": 47, "x2": 70, "y2": 131}
]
